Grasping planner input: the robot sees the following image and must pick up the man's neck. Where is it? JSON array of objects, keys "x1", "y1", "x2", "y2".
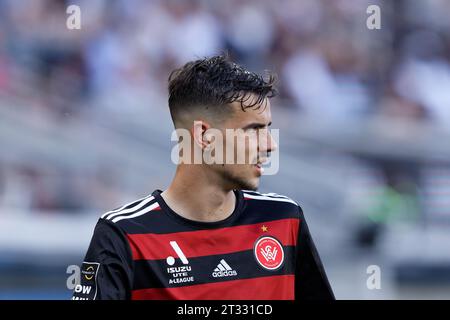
[{"x1": 160, "y1": 165, "x2": 236, "y2": 223}]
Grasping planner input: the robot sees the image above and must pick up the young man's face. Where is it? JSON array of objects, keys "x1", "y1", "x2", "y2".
[{"x1": 210, "y1": 97, "x2": 277, "y2": 191}]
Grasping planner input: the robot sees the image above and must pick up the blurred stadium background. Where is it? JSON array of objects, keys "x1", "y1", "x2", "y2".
[{"x1": 1, "y1": 0, "x2": 450, "y2": 299}]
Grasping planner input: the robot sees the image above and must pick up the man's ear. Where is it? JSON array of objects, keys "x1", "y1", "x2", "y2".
[{"x1": 192, "y1": 120, "x2": 211, "y2": 150}]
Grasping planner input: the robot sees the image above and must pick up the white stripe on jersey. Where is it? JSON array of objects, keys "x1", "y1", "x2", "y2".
[
  {"x1": 111, "y1": 202, "x2": 160, "y2": 223},
  {"x1": 242, "y1": 190, "x2": 291, "y2": 199},
  {"x1": 242, "y1": 192, "x2": 299, "y2": 206},
  {"x1": 263, "y1": 192, "x2": 291, "y2": 199},
  {"x1": 105, "y1": 196, "x2": 155, "y2": 221},
  {"x1": 101, "y1": 194, "x2": 153, "y2": 219}
]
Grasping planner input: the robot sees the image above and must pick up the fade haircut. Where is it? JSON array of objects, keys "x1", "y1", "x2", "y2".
[{"x1": 168, "y1": 55, "x2": 277, "y2": 127}]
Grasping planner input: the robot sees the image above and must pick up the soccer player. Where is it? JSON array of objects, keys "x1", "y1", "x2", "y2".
[{"x1": 72, "y1": 55, "x2": 334, "y2": 300}]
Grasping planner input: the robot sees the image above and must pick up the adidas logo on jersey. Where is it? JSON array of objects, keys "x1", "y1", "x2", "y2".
[{"x1": 212, "y1": 259, "x2": 237, "y2": 278}]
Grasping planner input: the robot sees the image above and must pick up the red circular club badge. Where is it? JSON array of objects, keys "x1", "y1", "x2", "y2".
[{"x1": 254, "y1": 236, "x2": 284, "y2": 270}]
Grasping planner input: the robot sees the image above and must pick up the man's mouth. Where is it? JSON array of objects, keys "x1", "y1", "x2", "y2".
[
  {"x1": 254, "y1": 164, "x2": 264, "y2": 175},
  {"x1": 254, "y1": 159, "x2": 268, "y2": 175}
]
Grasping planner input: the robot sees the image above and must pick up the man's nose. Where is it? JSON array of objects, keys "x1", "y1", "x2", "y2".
[{"x1": 259, "y1": 129, "x2": 278, "y2": 153}]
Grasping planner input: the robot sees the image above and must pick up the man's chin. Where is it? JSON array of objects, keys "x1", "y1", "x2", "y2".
[
  {"x1": 222, "y1": 170, "x2": 260, "y2": 191},
  {"x1": 235, "y1": 178, "x2": 259, "y2": 191}
]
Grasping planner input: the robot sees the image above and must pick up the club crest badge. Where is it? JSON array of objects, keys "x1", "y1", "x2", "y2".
[{"x1": 253, "y1": 236, "x2": 284, "y2": 271}]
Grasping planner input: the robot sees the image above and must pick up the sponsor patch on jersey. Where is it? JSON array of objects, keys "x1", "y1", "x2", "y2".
[
  {"x1": 165, "y1": 241, "x2": 195, "y2": 285},
  {"x1": 212, "y1": 259, "x2": 238, "y2": 278},
  {"x1": 72, "y1": 262, "x2": 99, "y2": 300},
  {"x1": 253, "y1": 236, "x2": 284, "y2": 271}
]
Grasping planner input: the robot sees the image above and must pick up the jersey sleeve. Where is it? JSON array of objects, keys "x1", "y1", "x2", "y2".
[
  {"x1": 72, "y1": 218, "x2": 134, "y2": 300},
  {"x1": 294, "y1": 206, "x2": 335, "y2": 300}
]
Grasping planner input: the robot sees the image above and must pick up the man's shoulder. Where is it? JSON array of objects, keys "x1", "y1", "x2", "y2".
[{"x1": 98, "y1": 193, "x2": 161, "y2": 230}]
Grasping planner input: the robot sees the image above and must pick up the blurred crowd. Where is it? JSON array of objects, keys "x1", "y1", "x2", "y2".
[
  {"x1": 0, "y1": 0, "x2": 450, "y2": 223},
  {"x1": 1, "y1": 0, "x2": 450, "y2": 120}
]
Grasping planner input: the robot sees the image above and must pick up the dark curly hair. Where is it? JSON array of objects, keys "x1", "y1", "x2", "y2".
[{"x1": 168, "y1": 55, "x2": 277, "y2": 126}]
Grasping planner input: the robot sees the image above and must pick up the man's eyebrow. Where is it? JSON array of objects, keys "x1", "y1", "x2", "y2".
[{"x1": 242, "y1": 121, "x2": 272, "y2": 130}]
